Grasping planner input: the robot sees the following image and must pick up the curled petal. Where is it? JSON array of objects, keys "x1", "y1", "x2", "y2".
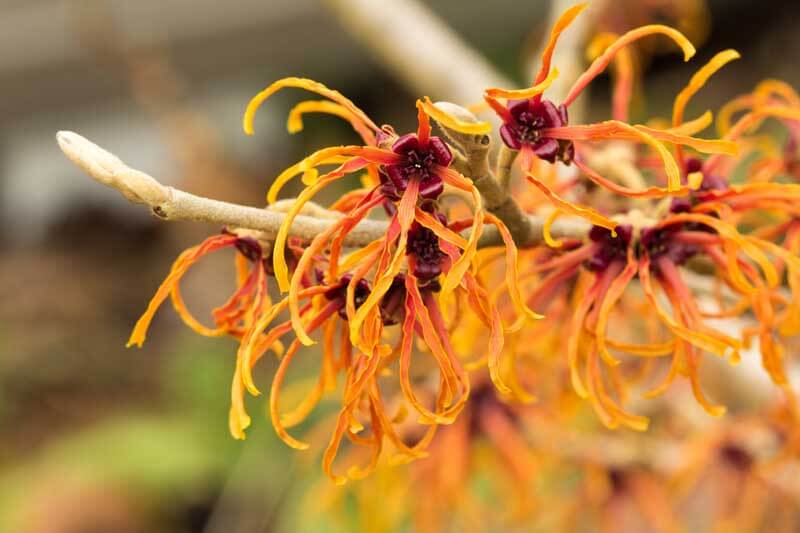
[
  {"x1": 547, "y1": 121, "x2": 738, "y2": 171},
  {"x1": 483, "y1": 212, "x2": 544, "y2": 327},
  {"x1": 414, "y1": 208, "x2": 468, "y2": 249},
  {"x1": 349, "y1": 181, "x2": 419, "y2": 352},
  {"x1": 604, "y1": 339, "x2": 674, "y2": 357},
  {"x1": 635, "y1": 125, "x2": 739, "y2": 155},
  {"x1": 229, "y1": 363, "x2": 251, "y2": 440},
  {"x1": 546, "y1": 121, "x2": 727, "y2": 191},
  {"x1": 565, "y1": 24, "x2": 696, "y2": 107},
  {"x1": 780, "y1": 227, "x2": 800, "y2": 336},
  {"x1": 243, "y1": 77, "x2": 379, "y2": 135},
  {"x1": 273, "y1": 156, "x2": 374, "y2": 293},
  {"x1": 574, "y1": 159, "x2": 688, "y2": 198},
  {"x1": 327, "y1": 191, "x2": 385, "y2": 281},
  {"x1": 439, "y1": 177, "x2": 483, "y2": 299},
  {"x1": 588, "y1": 32, "x2": 634, "y2": 122},
  {"x1": 660, "y1": 213, "x2": 779, "y2": 290},
  {"x1": 408, "y1": 277, "x2": 468, "y2": 414},
  {"x1": 526, "y1": 172, "x2": 618, "y2": 232},
  {"x1": 127, "y1": 235, "x2": 237, "y2": 348},
  {"x1": 398, "y1": 293, "x2": 454, "y2": 424},
  {"x1": 269, "y1": 301, "x2": 341, "y2": 450},
  {"x1": 240, "y1": 301, "x2": 291, "y2": 394},
  {"x1": 533, "y1": 3, "x2": 588, "y2": 84},
  {"x1": 639, "y1": 254, "x2": 736, "y2": 358},
  {"x1": 268, "y1": 146, "x2": 398, "y2": 204},
  {"x1": 754, "y1": 79, "x2": 800, "y2": 107},
  {"x1": 485, "y1": 68, "x2": 559, "y2": 100},
  {"x1": 170, "y1": 262, "x2": 256, "y2": 337},
  {"x1": 595, "y1": 250, "x2": 638, "y2": 367},
  {"x1": 669, "y1": 111, "x2": 713, "y2": 136},
  {"x1": 484, "y1": 94, "x2": 514, "y2": 123},
  {"x1": 567, "y1": 273, "x2": 598, "y2": 398},
  {"x1": 322, "y1": 349, "x2": 382, "y2": 485},
  {"x1": 419, "y1": 97, "x2": 492, "y2": 135},
  {"x1": 673, "y1": 49, "x2": 740, "y2": 127},
  {"x1": 543, "y1": 210, "x2": 563, "y2": 248},
  {"x1": 287, "y1": 99, "x2": 377, "y2": 145}
]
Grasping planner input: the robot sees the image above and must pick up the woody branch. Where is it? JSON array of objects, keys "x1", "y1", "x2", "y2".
[{"x1": 56, "y1": 130, "x2": 590, "y2": 248}]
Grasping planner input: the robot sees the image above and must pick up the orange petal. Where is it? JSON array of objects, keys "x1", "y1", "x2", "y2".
[
  {"x1": 229, "y1": 362, "x2": 251, "y2": 440},
  {"x1": 595, "y1": 250, "x2": 638, "y2": 367},
  {"x1": 416, "y1": 100, "x2": 431, "y2": 146},
  {"x1": 267, "y1": 146, "x2": 397, "y2": 204},
  {"x1": 526, "y1": 172, "x2": 618, "y2": 231},
  {"x1": 673, "y1": 49, "x2": 740, "y2": 127},
  {"x1": 545, "y1": 121, "x2": 680, "y2": 191},
  {"x1": 533, "y1": 3, "x2": 588, "y2": 84},
  {"x1": 565, "y1": 24, "x2": 695, "y2": 107},
  {"x1": 273, "y1": 156, "x2": 375, "y2": 292},
  {"x1": 485, "y1": 68, "x2": 559, "y2": 100},
  {"x1": 587, "y1": 32, "x2": 634, "y2": 121},
  {"x1": 127, "y1": 235, "x2": 237, "y2": 348},
  {"x1": 287, "y1": 99, "x2": 376, "y2": 145},
  {"x1": 639, "y1": 255, "x2": 735, "y2": 358},
  {"x1": 669, "y1": 111, "x2": 713, "y2": 136},
  {"x1": 574, "y1": 159, "x2": 688, "y2": 198},
  {"x1": 543, "y1": 209, "x2": 564, "y2": 248},
  {"x1": 243, "y1": 77, "x2": 379, "y2": 135},
  {"x1": 483, "y1": 211, "x2": 544, "y2": 326},
  {"x1": 398, "y1": 294, "x2": 455, "y2": 424},
  {"x1": 419, "y1": 97, "x2": 491, "y2": 135},
  {"x1": 348, "y1": 182, "x2": 418, "y2": 352}
]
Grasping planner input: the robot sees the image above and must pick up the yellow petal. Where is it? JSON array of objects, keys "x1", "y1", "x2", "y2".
[{"x1": 673, "y1": 49, "x2": 740, "y2": 127}]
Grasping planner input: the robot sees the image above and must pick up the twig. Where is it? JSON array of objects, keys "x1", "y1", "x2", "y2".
[
  {"x1": 56, "y1": 131, "x2": 591, "y2": 248},
  {"x1": 496, "y1": 145, "x2": 518, "y2": 193},
  {"x1": 321, "y1": 0, "x2": 513, "y2": 105},
  {"x1": 56, "y1": 131, "x2": 385, "y2": 246}
]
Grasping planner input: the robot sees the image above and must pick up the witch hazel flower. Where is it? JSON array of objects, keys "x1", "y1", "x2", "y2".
[
  {"x1": 498, "y1": 97, "x2": 574, "y2": 165},
  {"x1": 382, "y1": 132, "x2": 453, "y2": 200},
  {"x1": 217, "y1": 78, "x2": 541, "y2": 482},
  {"x1": 485, "y1": 3, "x2": 737, "y2": 206}
]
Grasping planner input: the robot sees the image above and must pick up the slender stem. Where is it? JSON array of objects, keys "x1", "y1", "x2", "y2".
[{"x1": 496, "y1": 145, "x2": 518, "y2": 193}]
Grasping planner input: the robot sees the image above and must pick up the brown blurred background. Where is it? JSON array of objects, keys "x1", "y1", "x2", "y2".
[{"x1": 0, "y1": 0, "x2": 799, "y2": 531}]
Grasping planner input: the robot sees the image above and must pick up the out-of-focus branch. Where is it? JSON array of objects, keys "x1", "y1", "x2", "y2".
[
  {"x1": 321, "y1": 0, "x2": 513, "y2": 105},
  {"x1": 57, "y1": 131, "x2": 591, "y2": 248},
  {"x1": 69, "y1": 0, "x2": 256, "y2": 203}
]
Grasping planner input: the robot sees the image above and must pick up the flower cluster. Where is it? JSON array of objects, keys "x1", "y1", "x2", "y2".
[{"x1": 125, "y1": 2, "x2": 800, "y2": 497}]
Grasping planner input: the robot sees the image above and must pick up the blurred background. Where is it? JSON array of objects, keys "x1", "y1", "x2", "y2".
[{"x1": 0, "y1": 0, "x2": 799, "y2": 531}]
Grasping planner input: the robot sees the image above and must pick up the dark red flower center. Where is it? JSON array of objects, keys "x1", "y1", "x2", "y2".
[
  {"x1": 499, "y1": 98, "x2": 574, "y2": 164},
  {"x1": 584, "y1": 224, "x2": 633, "y2": 272},
  {"x1": 380, "y1": 275, "x2": 407, "y2": 325},
  {"x1": 234, "y1": 236, "x2": 262, "y2": 262},
  {"x1": 382, "y1": 133, "x2": 452, "y2": 200},
  {"x1": 640, "y1": 226, "x2": 699, "y2": 267},
  {"x1": 322, "y1": 272, "x2": 371, "y2": 319},
  {"x1": 407, "y1": 224, "x2": 446, "y2": 281},
  {"x1": 719, "y1": 443, "x2": 753, "y2": 471}
]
